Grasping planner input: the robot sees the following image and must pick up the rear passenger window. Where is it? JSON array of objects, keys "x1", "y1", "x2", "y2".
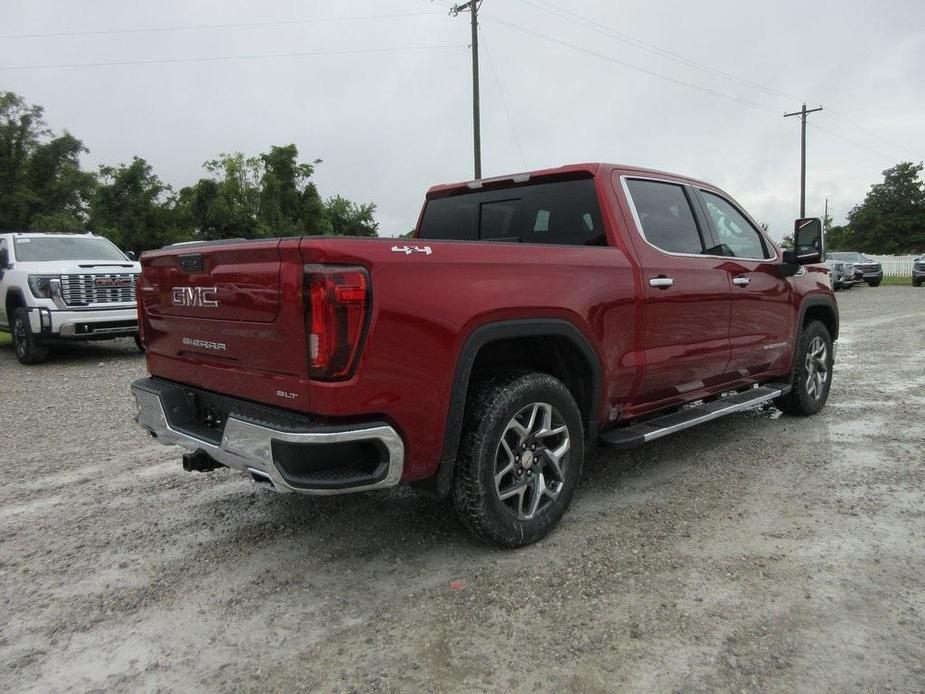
[
  {"x1": 418, "y1": 179, "x2": 606, "y2": 246},
  {"x1": 699, "y1": 191, "x2": 770, "y2": 259},
  {"x1": 624, "y1": 179, "x2": 704, "y2": 255}
]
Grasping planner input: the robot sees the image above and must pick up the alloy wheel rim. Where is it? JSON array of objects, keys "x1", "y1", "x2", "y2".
[
  {"x1": 493, "y1": 402, "x2": 570, "y2": 520},
  {"x1": 804, "y1": 335, "x2": 829, "y2": 400}
]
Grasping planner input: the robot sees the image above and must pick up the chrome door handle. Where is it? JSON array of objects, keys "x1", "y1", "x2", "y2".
[
  {"x1": 649, "y1": 277, "x2": 675, "y2": 288},
  {"x1": 732, "y1": 277, "x2": 751, "y2": 286}
]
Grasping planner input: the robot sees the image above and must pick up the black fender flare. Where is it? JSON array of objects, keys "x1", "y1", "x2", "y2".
[
  {"x1": 789, "y1": 294, "x2": 839, "y2": 370},
  {"x1": 423, "y1": 318, "x2": 603, "y2": 498},
  {"x1": 3, "y1": 288, "x2": 27, "y2": 327}
]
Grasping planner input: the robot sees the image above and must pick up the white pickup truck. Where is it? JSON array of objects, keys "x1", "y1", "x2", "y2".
[{"x1": 0, "y1": 232, "x2": 141, "y2": 364}]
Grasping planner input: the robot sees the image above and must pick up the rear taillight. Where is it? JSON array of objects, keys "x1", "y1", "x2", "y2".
[{"x1": 304, "y1": 265, "x2": 370, "y2": 380}]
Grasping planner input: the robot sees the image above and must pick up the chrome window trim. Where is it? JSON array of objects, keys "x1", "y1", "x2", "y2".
[{"x1": 619, "y1": 174, "x2": 778, "y2": 263}]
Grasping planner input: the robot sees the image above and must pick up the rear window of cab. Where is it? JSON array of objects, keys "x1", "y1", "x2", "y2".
[{"x1": 418, "y1": 179, "x2": 606, "y2": 246}]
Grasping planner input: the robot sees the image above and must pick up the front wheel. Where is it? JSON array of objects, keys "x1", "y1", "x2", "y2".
[
  {"x1": 867, "y1": 280, "x2": 881, "y2": 287},
  {"x1": 452, "y1": 372, "x2": 584, "y2": 548},
  {"x1": 12, "y1": 307, "x2": 49, "y2": 365},
  {"x1": 774, "y1": 321, "x2": 833, "y2": 416}
]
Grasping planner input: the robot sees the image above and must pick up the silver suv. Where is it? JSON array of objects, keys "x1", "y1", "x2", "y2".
[{"x1": 0, "y1": 232, "x2": 141, "y2": 364}]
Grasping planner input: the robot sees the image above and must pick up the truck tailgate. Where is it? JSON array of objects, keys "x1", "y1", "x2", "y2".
[{"x1": 139, "y1": 239, "x2": 310, "y2": 385}]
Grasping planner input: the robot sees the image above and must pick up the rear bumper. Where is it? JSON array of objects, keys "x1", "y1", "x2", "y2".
[{"x1": 131, "y1": 377, "x2": 404, "y2": 495}]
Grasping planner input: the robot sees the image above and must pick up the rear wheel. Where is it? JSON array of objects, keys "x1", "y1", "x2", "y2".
[
  {"x1": 12, "y1": 307, "x2": 48, "y2": 365},
  {"x1": 452, "y1": 372, "x2": 584, "y2": 548},
  {"x1": 867, "y1": 280, "x2": 881, "y2": 287},
  {"x1": 774, "y1": 321, "x2": 832, "y2": 416},
  {"x1": 914, "y1": 278, "x2": 922, "y2": 288}
]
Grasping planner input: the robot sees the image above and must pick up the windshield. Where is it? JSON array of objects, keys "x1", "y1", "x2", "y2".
[
  {"x1": 13, "y1": 236, "x2": 128, "y2": 262},
  {"x1": 827, "y1": 252, "x2": 862, "y2": 261}
]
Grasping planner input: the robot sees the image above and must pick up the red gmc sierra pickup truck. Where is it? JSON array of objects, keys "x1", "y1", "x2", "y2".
[{"x1": 132, "y1": 163, "x2": 837, "y2": 547}]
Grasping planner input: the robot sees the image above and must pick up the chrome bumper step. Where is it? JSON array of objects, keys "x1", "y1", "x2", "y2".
[
  {"x1": 599, "y1": 383, "x2": 790, "y2": 450},
  {"x1": 131, "y1": 378, "x2": 405, "y2": 495}
]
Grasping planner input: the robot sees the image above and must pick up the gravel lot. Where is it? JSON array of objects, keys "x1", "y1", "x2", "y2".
[{"x1": 1, "y1": 286, "x2": 923, "y2": 692}]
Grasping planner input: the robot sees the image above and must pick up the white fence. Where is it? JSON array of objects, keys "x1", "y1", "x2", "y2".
[{"x1": 867, "y1": 255, "x2": 918, "y2": 277}]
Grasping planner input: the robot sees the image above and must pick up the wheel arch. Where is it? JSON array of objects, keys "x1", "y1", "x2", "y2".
[
  {"x1": 422, "y1": 318, "x2": 603, "y2": 498},
  {"x1": 4, "y1": 288, "x2": 27, "y2": 327},
  {"x1": 799, "y1": 295, "x2": 839, "y2": 341}
]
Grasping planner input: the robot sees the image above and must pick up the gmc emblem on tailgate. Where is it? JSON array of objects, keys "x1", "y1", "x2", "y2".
[{"x1": 172, "y1": 286, "x2": 219, "y2": 308}]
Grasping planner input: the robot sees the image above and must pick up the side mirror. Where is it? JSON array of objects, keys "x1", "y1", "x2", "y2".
[
  {"x1": 125, "y1": 251, "x2": 137, "y2": 261},
  {"x1": 783, "y1": 217, "x2": 823, "y2": 265},
  {"x1": 0, "y1": 247, "x2": 8, "y2": 268}
]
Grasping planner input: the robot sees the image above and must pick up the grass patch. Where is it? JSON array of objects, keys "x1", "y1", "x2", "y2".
[
  {"x1": 0, "y1": 331, "x2": 10, "y2": 346},
  {"x1": 879, "y1": 276, "x2": 916, "y2": 287}
]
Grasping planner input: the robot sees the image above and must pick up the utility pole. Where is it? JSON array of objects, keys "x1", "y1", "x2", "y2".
[
  {"x1": 784, "y1": 103, "x2": 823, "y2": 217},
  {"x1": 450, "y1": 0, "x2": 481, "y2": 179}
]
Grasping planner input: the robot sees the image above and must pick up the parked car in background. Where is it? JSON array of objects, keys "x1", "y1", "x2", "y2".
[
  {"x1": 826, "y1": 252, "x2": 882, "y2": 286},
  {"x1": 0, "y1": 232, "x2": 141, "y2": 364},
  {"x1": 823, "y1": 256, "x2": 857, "y2": 290},
  {"x1": 914, "y1": 255, "x2": 924, "y2": 287}
]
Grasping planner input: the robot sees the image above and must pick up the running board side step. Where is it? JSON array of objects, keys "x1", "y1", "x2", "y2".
[{"x1": 599, "y1": 383, "x2": 790, "y2": 450}]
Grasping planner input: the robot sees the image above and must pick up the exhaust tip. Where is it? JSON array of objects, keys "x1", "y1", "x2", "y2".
[{"x1": 247, "y1": 468, "x2": 275, "y2": 488}]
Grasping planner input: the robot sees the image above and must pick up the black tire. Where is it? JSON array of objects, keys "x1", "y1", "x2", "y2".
[
  {"x1": 867, "y1": 280, "x2": 881, "y2": 287},
  {"x1": 452, "y1": 372, "x2": 584, "y2": 548},
  {"x1": 11, "y1": 307, "x2": 49, "y2": 365},
  {"x1": 133, "y1": 334, "x2": 146, "y2": 353},
  {"x1": 774, "y1": 321, "x2": 833, "y2": 416},
  {"x1": 914, "y1": 279, "x2": 922, "y2": 288}
]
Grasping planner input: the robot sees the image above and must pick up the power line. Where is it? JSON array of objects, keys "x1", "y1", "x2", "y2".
[
  {"x1": 0, "y1": 11, "x2": 445, "y2": 40},
  {"x1": 825, "y1": 110, "x2": 924, "y2": 161},
  {"x1": 0, "y1": 44, "x2": 469, "y2": 71},
  {"x1": 807, "y1": 122, "x2": 896, "y2": 161},
  {"x1": 479, "y1": 27, "x2": 527, "y2": 170},
  {"x1": 513, "y1": 0, "x2": 801, "y2": 102},
  {"x1": 482, "y1": 14, "x2": 782, "y2": 115},
  {"x1": 512, "y1": 0, "x2": 922, "y2": 160}
]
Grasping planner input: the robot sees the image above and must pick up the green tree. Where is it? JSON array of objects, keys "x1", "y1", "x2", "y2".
[
  {"x1": 89, "y1": 158, "x2": 179, "y2": 252},
  {"x1": 26, "y1": 132, "x2": 97, "y2": 231},
  {"x1": 1, "y1": 92, "x2": 381, "y2": 247},
  {"x1": 259, "y1": 145, "x2": 330, "y2": 235},
  {"x1": 0, "y1": 92, "x2": 96, "y2": 231},
  {"x1": 844, "y1": 162, "x2": 925, "y2": 254},
  {"x1": 181, "y1": 145, "x2": 375, "y2": 239},
  {"x1": 826, "y1": 224, "x2": 851, "y2": 251},
  {"x1": 324, "y1": 195, "x2": 378, "y2": 237}
]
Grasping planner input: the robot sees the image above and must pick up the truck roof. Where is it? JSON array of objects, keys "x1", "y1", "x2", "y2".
[
  {"x1": 1, "y1": 231, "x2": 100, "y2": 239},
  {"x1": 425, "y1": 162, "x2": 716, "y2": 199}
]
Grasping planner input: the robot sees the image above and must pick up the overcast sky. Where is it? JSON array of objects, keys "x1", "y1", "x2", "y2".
[{"x1": 2, "y1": 0, "x2": 923, "y2": 240}]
